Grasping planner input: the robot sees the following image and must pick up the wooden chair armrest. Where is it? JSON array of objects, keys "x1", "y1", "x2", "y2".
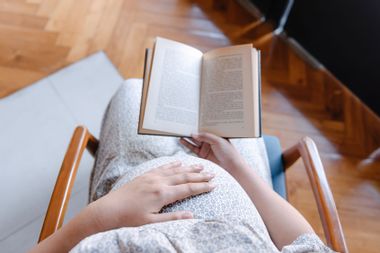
[
  {"x1": 38, "y1": 126, "x2": 99, "y2": 242},
  {"x1": 282, "y1": 137, "x2": 348, "y2": 253}
]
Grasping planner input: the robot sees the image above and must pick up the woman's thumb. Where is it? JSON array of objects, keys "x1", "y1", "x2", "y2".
[{"x1": 192, "y1": 132, "x2": 219, "y2": 144}]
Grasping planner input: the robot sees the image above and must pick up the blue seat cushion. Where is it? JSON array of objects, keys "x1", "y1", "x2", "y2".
[{"x1": 263, "y1": 135, "x2": 287, "y2": 199}]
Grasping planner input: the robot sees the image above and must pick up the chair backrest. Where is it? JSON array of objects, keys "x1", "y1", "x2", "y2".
[{"x1": 263, "y1": 135, "x2": 287, "y2": 199}]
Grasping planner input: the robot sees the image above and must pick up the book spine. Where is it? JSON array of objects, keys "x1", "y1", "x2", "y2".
[
  {"x1": 258, "y1": 50, "x2": 262, "y2": 137},
  {"x1": 138, "y1": 49, "x2": 150, "y2": 134}
]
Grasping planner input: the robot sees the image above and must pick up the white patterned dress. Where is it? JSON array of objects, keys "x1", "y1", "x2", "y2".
[{"x1": 70, "y1": 79, "x2": 334, "y2": 253}]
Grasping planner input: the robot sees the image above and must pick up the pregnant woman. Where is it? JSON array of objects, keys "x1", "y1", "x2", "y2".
[{"x1": 30, "y1": 80, "x2": 333, "y2": 253}]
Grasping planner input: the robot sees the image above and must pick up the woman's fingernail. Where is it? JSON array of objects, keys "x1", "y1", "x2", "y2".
[
  {"x1": 209, "y1": 182, "x2": 217, "y2": 189},
  {"x1": 192, "y1": 164, "x2": 203, "y2": 169},
  {"x1": 203, "y1": 172, "x2": 215, "y2": 178}
]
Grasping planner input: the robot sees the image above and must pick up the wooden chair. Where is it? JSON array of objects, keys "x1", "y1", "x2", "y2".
[{"x1": 38, "y1": 126, "x2": 348, "y2": 252}]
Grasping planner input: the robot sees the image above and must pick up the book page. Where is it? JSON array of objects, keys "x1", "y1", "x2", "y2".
[
  {"x1": 142, "y1": 37, "x2": 203, "y2": 136},
  {"x1": 200, "y1": 44, "x2": 258, "y2": 137}
]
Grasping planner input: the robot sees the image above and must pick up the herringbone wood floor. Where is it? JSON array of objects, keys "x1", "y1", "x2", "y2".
[{"x1": 0, "y1": 0, "x2": 379, "y2": 252}]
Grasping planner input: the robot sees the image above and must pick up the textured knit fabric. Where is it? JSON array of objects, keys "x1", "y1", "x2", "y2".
[{"x1": 71, "y1": 79, "x2": 333, "y2": 253}]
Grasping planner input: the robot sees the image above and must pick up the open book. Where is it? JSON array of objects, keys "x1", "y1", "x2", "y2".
[{"x1": 138, "y1": 37, "x2": 261, "y2": 138}]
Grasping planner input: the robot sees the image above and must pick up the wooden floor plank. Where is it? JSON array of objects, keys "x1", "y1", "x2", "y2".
[
  {"x1": 0, "y1": 0, "x2": 38, "y2": 15},
  {"x1": 44, "y1": 0, "x2": 76, "y2": 31},
  {"x1": 81, "y1": 0, "x2": 124, "y2": 61},
  {"x1": 0, "y1": 10, "x2": 47, "y2": 29},
  {"x1": 0, "y1": 66, "x2": 44, "y2": 97},
  {"x1": 36, "y1": 0, "x2": 59, "y2": 17}
]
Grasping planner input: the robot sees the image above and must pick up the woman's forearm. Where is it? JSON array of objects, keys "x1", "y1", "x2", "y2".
[
  {"x1": 180, "y1": 132, "x2": 315, "y2": 249},
  {"x1": 230, "y1": 163, "x2": 314, "y2": 250},
  {"x1": 29, "y1": 204, "x2": 100, "y2": 253}
]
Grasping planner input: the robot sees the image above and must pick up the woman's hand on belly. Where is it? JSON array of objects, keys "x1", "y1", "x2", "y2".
[
  {"x1": 30, "y1": 162, "x2": 216, "y2": 253},
  {"x1": 88, "y1": 161, "x2": 216, "y2": 231}
]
